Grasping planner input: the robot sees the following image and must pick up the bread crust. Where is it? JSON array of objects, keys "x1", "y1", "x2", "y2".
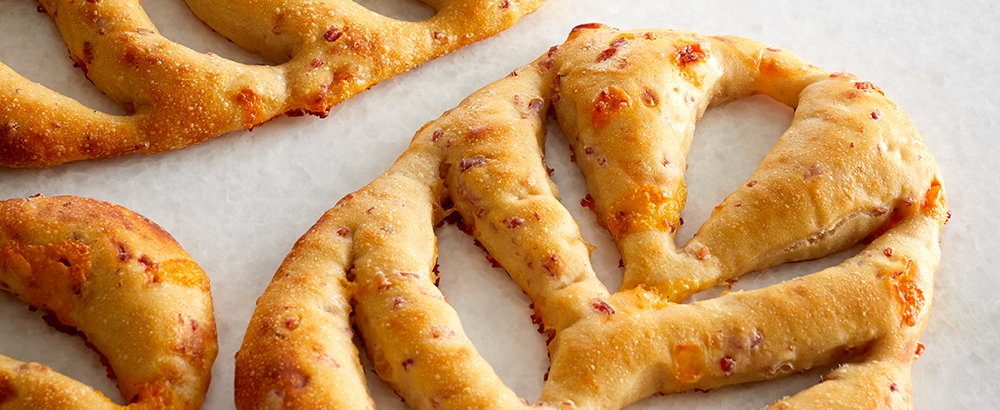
[
  {"x1": 0, "y1": 195, "x2": 217, "y2": 410},
  {"x1": 236, "y1": 26, "x2": 947, "y2": 409},
  {"x1": 0, "y1": 0, "x2": 546, "y2": 168}
]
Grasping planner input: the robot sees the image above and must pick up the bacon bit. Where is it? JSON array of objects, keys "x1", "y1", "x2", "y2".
[
  {"x1": 366, "y1": 207, "x2": 375, "y2": 214},
  {"x1": 644, "y1": 32, "x2": 658, "y2": 40},
  {"x1": 915, "y1": 343, "x2": 925, "y2": 357},
  {"x1": 854, "y1": 81, "x2": 885, "y2": 96},
  {"x1": 720, "y1": 356, "x2": 735, "y2": 377},
  {"x1": 804, "y1": 164, "x2": 823, "y2": 180},
  {"x1": 485, "y1": 254, "x2": 502, "y2": 269},
  {"x1": 533, "y1": 212, "x2": 542, "y2": 221},
  {"x1": 890, "y1": 383, "x2": 900, "y2": 392},
  {"x1": 81, "y1": 42, "x2": 94, "y2": 65},
  {"x1": 467, "y1": 125, "x2": 492, "y2": 141},
  {"x1": 381, "y1": 226, "x2": 394, "y2": 234},
  {"x1": 592, "y1": 86, "x2": 631, "y2": 130},
  {"x1": 524, "y1": 99, "x2": 545, "y2": 118},
  {"x1": 592, "y1": 299, "x2": 615, "y2": 316},
  {"x1": 337, "y1": 227, "x2": 350, "y2": 236},
  {"x1": 459, "y1": 155, "x2": 486, "y2": 172},
  {"x1": 610, "y1": 36, "x2": 629, "y2": 48},
  {"x1": 431, "y1": 326, "x2": 457, "y2": 338},
  {"x1": 684, "y1": 93, "x2": 695, "y2": 104},
  {"x1": 548, "y1": 46, "x2": 559, "y2": 57},
  {"x1": 746, "y1": 180, "x2": 757, "y2": 188},
  {"x1": 619, "y1": 259, "x2": 624, "y2": 268},
  {"x1": 570, "y1": 23, "x2": 609, "y2": 36},
  {"x1": 433, "y1": 31, "x2": 446, "y2": 40},
  {"x1": 323, "y1": 27, "x2": 343, "y2": 42},
  {"x1": 871, "y1": 109, "x2": 882, "y2": 120},
  {"x1": 641, "y1": 88, "x2": 659, "y2": 107},
  {"x1": 696, "y1": 247, "x2": 711, "y2": 260},
  {"x1": 541, "y1": 254, "x2": 561, "y2": 277},
  {"x1": 538, "y1": 58, "x2": 554, "y2": 70},
  {"x1": 393, "y1": 297, "x2": 404, "y2": 308},
  {"x1": 673, "y1": 343, "x2": 705, "y2": 383},
  {"x1": 506, "y1": 217, "x2": 524, "y2": 229},
  {"x1": 580, "y1": 194, "x2": 598, "y2": 216},
  {"x1": 749, "y1": 330, "x2": 764, "y2": 348},
  {"x1": 432, "y1": 130, "x2": 444, "y2": 142},
  {"x1": 401, "y1": 358, "x2": 415, "y2": 370},
  {"x1": 596, "y1": 47, "x2": 618, "y2": 62},
  {"x1": 725, "y1": 277, "x2": 738, "y2": 289},
  {"x1": 499, "y1": 0, "x2": 511, "y2": 8},
  {"x1": 285, "y1": 317, "x2": 299, "y2": 331},
  {"x1": 884, "y1": 247, "x2": 893, "y2": 257},
  {"x1": 375, "y1": 273, "x2": 392, "y2": 290},
  {"x1": 310, "y1": 58, "x2": 325, "y2": 68},
  {"x1": 399, "y1": 272, "x2": 421, "y2": 280}
]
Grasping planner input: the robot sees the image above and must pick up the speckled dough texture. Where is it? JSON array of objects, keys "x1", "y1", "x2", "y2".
[
  {"x1": 236, "y1": 26, "x2": 948, "y2": 409},
  {"x1": 0, "y1": 0, "x2": 546, "y2": 168},
  {"x1": 0, "y1": 195, "x2": 217, "y2": 409}
]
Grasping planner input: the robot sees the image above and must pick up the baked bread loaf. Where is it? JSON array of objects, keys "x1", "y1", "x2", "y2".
[
  {"x1": 0, "y1": 195, "x2": 217, "y2": 409},
  {"x1": 0, "y1": 0, "x2": 546, "y2": 168},
  {"x1": 236, "y1": 25, "x2": 947, "y2": 409}
]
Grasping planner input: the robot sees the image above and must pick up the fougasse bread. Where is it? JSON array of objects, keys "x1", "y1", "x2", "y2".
[
  {"x1": 234, "y1": 25, "x2": 948, "y2": 409},
  {"x1": 0, "y1": 0, "x2": 546, "y2": 168},
  {"x1": 0, "y1": 195, "x2": 217, "y2": 410}
]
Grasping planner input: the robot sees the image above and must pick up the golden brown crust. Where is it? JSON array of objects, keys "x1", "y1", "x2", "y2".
[
  {"x1": 0, "y1": 0, "x2": 547, "y2": 168},
  {"x1": 236, "y1": 26, "x2": 947, "y2": 409},
  {"x1": 0, "y1": 195, "x2": 217, "y2": 410}
]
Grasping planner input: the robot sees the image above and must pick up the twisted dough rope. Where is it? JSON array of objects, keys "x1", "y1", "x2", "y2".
[
  {"x1": 0, "y1": 195, "x2": 217, "y2": 409},
  {"x1": 0, "y1": 0, "x2": 546, "y2": 168},
  {"x1": 236, "y1": 25, "x2": 948, "y2": 409}
]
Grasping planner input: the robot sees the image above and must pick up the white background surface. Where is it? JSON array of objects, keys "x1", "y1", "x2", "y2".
[{"x1": 1, "y1": 0, "x2": 997, "y2": 408}]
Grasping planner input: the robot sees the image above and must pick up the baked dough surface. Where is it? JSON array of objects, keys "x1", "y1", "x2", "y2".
[
  {"x1": 0, "y1": 0, "x2": 546, "y2": 168},
  {"x1": 0, "y1": 195, "x2": 217, "y2": 410},
  {"x1": 235, "y1": 25, "x2": 947, "y2": 409}
]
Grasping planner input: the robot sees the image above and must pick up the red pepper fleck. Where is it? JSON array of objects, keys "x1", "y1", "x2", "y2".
[
  {"x1": 674, "y1": 43, "x2": 706, "y2": 66},
  {"x1": 459, "y1": 155, "x2": 486, "y2": 172},
  {"x1": 596, "y1": 47, "x2": 618, "y2": 62},
  {"x1": 720, "y1": 356, "x2": 735, "y2": 377},
  {"x1": 366, "y1": 207, "x2": 375, "y2": 214},
  {"x1": 323, "y1": 27, "x2": 343, "y2": 42}
]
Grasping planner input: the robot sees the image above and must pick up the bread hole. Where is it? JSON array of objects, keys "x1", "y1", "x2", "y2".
[
  {"x1": 354, "y1": 0, "x2": 438, "y2": 22},
  {"x1": 0, "y1": 2, "x2": 124, "y2": 116},
  {"x1": 0, "y1": 293, "x2": 124, "y2": 405},
  {"x1": 142, "y1": 0, "x2": 270, "y2": 66}
]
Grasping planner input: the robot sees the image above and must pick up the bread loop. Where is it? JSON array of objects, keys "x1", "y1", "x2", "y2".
[
  {"x1": 236, "y1": 26, "x2": 947, "y2": 409},
  {"x1": 0, "y1": 0, "x2": 546, "y2": 168},
  {"x1": 0, "y1": 195, "x2": 217, "y2": 409}
]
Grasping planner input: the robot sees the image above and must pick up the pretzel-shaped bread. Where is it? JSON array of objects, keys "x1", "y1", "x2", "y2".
[
  {"x1": 0, "y1": 195, "x2": 217, "y2": 409},
  {"x1": 0, "y1": 0, "x2": 546, "y2": 168},
  {"x1": 236, "y1": 25, "x2": 948, "y2": 409}
]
